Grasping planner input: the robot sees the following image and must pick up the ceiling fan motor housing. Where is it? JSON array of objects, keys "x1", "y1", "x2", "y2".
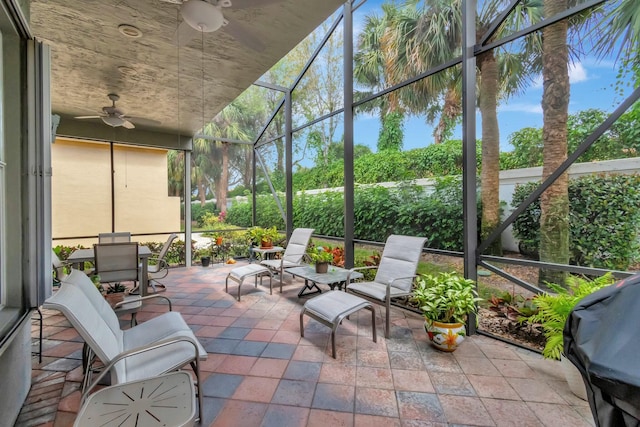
[{"x1": 181, "y1": 0, "x2": 224, "y2": 32}]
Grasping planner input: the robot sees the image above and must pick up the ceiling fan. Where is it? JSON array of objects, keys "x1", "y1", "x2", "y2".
[
  {"x1": 160, "y1": 0, "x2": 283, "y2": 51},
  {"x1": 74, "y1": 94, "x2": 160, "y2": 129}
]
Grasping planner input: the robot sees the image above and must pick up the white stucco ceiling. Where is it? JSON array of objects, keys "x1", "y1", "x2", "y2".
[{"x1": 29, "y1": 0, "x2": 344, "y2": 138}]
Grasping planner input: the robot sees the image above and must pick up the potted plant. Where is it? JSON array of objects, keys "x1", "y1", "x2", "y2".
[
  {"x1": 307, "y1": 246, "x2": 333, "y2": 273},
  {"x1": 104, "y1": 282, "x2": 128, "y2": 307},
  {"x1": 412, "y1": 272, "x2": 480, "y2": 352},
  {"x1": 526, "y1": 273, "x2": 614, "y2": 399},
  {"x1": 246, "y1": 226, "x2": 279, "y2": 249},
  {"x1": 213, "y1": 232, "x2": 224, "y2": 246}
]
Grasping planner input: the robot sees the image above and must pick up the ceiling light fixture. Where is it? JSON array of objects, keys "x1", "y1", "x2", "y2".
[
  {"x1": 117, "y1": 66, "x2": 138, "y2": 78},
  {"x1": 118, "y1": 24, "x2": 143, "y2": 38},
  {"x1": 181, "y1": 1, "x2": 224, "y2": 32},
  {"x1": 102, "y1": 116, "x2": 125, "y2": 127}
]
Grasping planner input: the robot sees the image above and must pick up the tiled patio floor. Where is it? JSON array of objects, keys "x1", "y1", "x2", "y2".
[{"x1": 18, "y1": 263, "x2": 594, "y2": 426}]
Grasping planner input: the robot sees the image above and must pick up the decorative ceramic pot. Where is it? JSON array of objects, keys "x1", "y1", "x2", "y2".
[
  {"x1": 315, "y1": 262, "x2": 329, "y2": 274},
  {"x1": 201, "y1": 256, "x2": 211, "y2": 267},
  {"x1": 561, "y1": 355, "x2": 587, "y2": 400},
  {"x1": 260, "y1": 239, "x2": 273, "y2": 249},
  {"x1": 425, "y1": 320, "x2": 466, "y2": 352}
]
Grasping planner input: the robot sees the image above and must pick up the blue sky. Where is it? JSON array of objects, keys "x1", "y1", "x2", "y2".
[
  {"x1": 354, "y1": 57, "x2": 628, "y2": 152},
  {"x1": 350, "y1": 0, "x2": 633, "y2": 153}
]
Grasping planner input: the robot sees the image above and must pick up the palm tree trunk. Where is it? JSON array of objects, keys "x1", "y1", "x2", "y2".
[
  {"x1": 478, "y1": 50, "x2": 502, "y2": 256},
  {"x1": 539, "y1": 0, "x2": 570, "y2": 286},
  {"x1": 433, "y1": 86, "x2": 461, "y2": 145},
  {"x1": 217, "y1": 142, "x2": 229, "y2": 213}
]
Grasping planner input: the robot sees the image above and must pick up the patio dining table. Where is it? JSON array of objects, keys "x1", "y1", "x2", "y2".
[
  {"x1": 67, "y1": 245, "x2": 152, "y2": 297},
  {"x1": 287, "y1": 265, "x2": 363, "y2": 297}
]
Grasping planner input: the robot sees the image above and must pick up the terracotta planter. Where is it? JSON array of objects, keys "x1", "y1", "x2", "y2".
[
  {"x1": 260, "y1": 239, "x2": 273, "y2": 249},
  {"x1": 315, "y1": 262, "x2": 329, "y2": 274},
  {"x1": 425, "y1": 320, "x2": 466, "y2": 352},
  {"x1": 105, "y1": 292, "x2": 125, "y2": 308}
]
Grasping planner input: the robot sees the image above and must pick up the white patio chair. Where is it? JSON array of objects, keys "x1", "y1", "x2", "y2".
[
  {"x1": 146, "y1": 233, "x2": 178, "y2": 293},
  {"x1": 260, "y1": 228, "x2": 314, "y2": 292},
  {"x1": 43, "y1": 269, "x2": 207, "y2": 421},
  {"x1": 93, "y1": 242, "x2": 139, "y2": 288},
  {"x1": 52, "y1": 249, "x2": 70, "y2": 285},
  {"x1": 346, "y1": 234, "x2": 428, "y2": 338}
]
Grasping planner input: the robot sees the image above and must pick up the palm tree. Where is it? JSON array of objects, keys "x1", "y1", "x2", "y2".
[
  {"x1": 167, "y1": 150, "x2": 184, "y2": 198},
  {"x1": 538, "y1": 0, "x2": 571, "y2": 285},
  {"x1": 204, "y1": 102, "x2": 251, "y2": 213},
  {"x1": 355, "y1": 0, "x2": 542, "y2": 255},
  {"x1": 593, "y1": 0, "x2": 640, "y2": 62},
  {"x1": 536, "y1": 0, "x2": 640, "y2": 285}
]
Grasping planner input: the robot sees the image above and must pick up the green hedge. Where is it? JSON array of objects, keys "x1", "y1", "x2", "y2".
[
  {"x1": 226, "y1": 178, "x2": 474, "y2": 251},
  {"x1": 512, "y1": 174, "x2": 640, "y2": 270}
]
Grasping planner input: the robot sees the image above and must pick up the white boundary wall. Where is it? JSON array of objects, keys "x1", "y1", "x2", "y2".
[{"x1": 240, "y1": 157, "x2": 640, "y2": 252}]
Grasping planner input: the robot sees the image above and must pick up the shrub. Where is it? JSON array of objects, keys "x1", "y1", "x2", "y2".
[
  {"x1": 226, "y1": 178, "x2": 475, "y2": 252},
  {"x1": 512, "y1": 174, "x2": 640, "y2": 269},
  {"x1": 190, "y1": 202, "x2": 217, "y2": 227}
]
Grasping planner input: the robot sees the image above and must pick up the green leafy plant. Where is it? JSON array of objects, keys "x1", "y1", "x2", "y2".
[
  {"x1": 412, "y1": 272, "x2": 480, "y2": 324},
  {"x1": 512, "y1": 175, "x2": 640, "y2": 269},
  {"x1": 245, "y1": 226, "x2": 280, "y2": 246},
  {"x1": 90, "y1": 274, "x2": 103, "y2": 292},
  {"x1": 488, "y1": 291, "x2": 538, "y2": 321},
  {"x1": 307, "y1": 246, "x2": 333, "y2": 264},
  {"x1": 526, "y1": 273, "x2": 615, "y2": 360},
  {"x1": 105, "y1": 282, "x2": 127, "y2": 294}
]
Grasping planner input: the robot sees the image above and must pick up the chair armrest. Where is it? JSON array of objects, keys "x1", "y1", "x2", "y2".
[
  {"x1": 386, "y1": 275, "x2": 419, "y2": 286},
  {"x1": 384, "y1": 275, "x2": 420, "y2": 299},
  {"x1": 113, "y1": 294, "x2": 172, "y2": 311},
  {"x1": 147, "y1": 257, "x2": 168, "y2": 267},
  {"x1": 82, "y1": 336, "x2": 200, "y2": 404},
  {"x1": 346, "y1": 266, "x2": 378, "y2": 283}
]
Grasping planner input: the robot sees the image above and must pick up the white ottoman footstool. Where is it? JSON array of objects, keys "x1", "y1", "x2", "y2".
[
  {"x1": 225, "y1": 264, "x2": 273, "y2": 301},
  {"x1": 300, "y1": 290, "x2": 377, "y2": 358}
]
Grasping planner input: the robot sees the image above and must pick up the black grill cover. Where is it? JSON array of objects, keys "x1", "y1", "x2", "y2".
[{"x1": 564, "y1": 273, "x2": 640, "y2": 427}]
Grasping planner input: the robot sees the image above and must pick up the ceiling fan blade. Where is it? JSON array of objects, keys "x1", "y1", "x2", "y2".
[
  {"x1": 122, "y1": 120, "x2": 135, "y2": 129},
  {"x1": 229, "y1": 0, "x2": 283, "y2": 9},
  {"x1": 74, "y1": 115, "x2": 102, "y2": 119},
  {"x1": 174, "y1": 20, "x2": 199, "y2": 46},
  {"x1": 223, "y1": 16, "x2": 265, "y2": 52},
  {"x1": 124, "y1": 116, "x2": 162, "y2": 126}
]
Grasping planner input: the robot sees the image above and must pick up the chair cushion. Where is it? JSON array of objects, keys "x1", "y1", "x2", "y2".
[
  {"x1": 63, "y1": 269, "x2": 124, "y2": 337},
  {"x1": 375, "y1": 235, "x2": 427, "y2": 292},
  {"x1": 303, "y1": 290, "x2": 371, "y2": 323},
  {"x1": 347, "y1": 281, "x2": 412, "y2": 301},
  {"x1": 43, "y1": 285, "x2": 123, "y2": 369},
  {"x1": 261, "y1": 259, "x2": 301, "y2": 269},
  {"x1": 121, "y1": 340, "x2": 202, "y2": 383},
  {"x1": 123, "y1": 312, "x2": 206, "y2": 357}
]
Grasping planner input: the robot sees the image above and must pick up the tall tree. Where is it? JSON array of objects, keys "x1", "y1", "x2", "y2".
[
  {"x1": 539, "y1": 0, "x2": 570, "y2": 285},
  {"x1": 205, "y1": 101, "x2": 252, "y2": 213},
  {"x1": 355, "y1": 0, "x2": 542, "y2": 256}
]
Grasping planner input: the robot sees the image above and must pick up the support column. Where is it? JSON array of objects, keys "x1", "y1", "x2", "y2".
[
  {"x1": 184, "y1": 149, "x2": 192, "y2": 267},
  {"x1": 462, "y1": 0, "x2": 478, "y2": 334},
  {"x1": 343, "y1": 1, "x2": 355, "y2": 268}
]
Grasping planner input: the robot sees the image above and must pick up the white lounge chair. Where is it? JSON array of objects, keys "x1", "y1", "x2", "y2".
[
  {"x1": 43, "y1": 269, "x2": 207, "y2": 421},
  {"x1": 260, "y1": 228, "x2": 314, "y2": 291},
  {"x1": 347, "y1": 234, "x2": 428, "y2": 338}
]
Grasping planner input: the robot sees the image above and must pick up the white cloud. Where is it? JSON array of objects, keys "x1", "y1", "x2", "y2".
[
  {"x1": 530, "y1": 61, "x2": 589, "y2": 89},
  {"x1": 569, "y1": 62, "x2": 588, "y2": 83},
  {"x1": 499, "y1": 103, "x2": 543, "y2": 114}
]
